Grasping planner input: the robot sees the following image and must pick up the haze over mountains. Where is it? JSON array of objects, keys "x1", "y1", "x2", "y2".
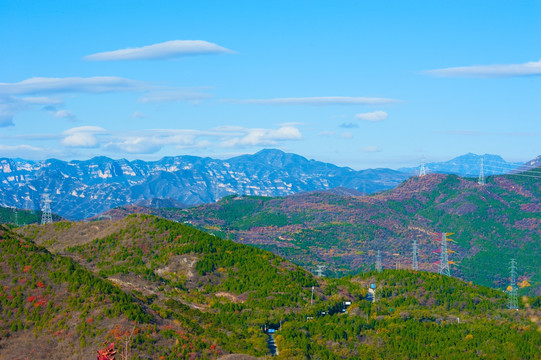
[{"x1": 0, "y1": 150, "x2": 528, "y2": 220}]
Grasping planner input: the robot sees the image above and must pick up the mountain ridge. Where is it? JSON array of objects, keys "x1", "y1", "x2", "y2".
[
  {"x1": 136, "y1": 168, "x2": 541, "y2": 296},
  {"x1": 0, "y1": 150, "x2": 533, "y2": 221}
]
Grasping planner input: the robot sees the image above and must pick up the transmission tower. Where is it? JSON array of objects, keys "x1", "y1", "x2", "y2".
[
  {"x1": 507, "y1": 259, "x2": 519, "y2": 310},
  {"x1": 376, "y1": 250, "x2": 382, "y2": 272},
  {"x1": 412, "y1": 240, "x2": 419, "y2": 271},
  {"x1": 315, "y1": 265, "x2": 326, "y2": 277},
  {"x1": 40, "y1": 193, "x2": 53, "y2": 225},
  {"x1": 419, "y1": 158, "x2": 427, "y2": 177},
  {"x1": 478, "y1": 157, "x2": 485, "y2": 186},
  {"x1": 10, "y1": 207, "x2": 18, "y2": 227},
  {"x1": 438, "y1": 233, "x2": 450, "y2": 276}
]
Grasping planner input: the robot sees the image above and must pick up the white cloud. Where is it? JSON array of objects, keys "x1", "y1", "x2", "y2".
[
  {"x1": 53, "y1": 109, "x2": 77, "y2": 121},
  {"x1": 0, "y1": 144, "x2": 44, "y2": 152},
  {"x1": 222, "y1": 96, "x2": 399, "y2": 105},
  {"x1": 355, "y1": 110, "x2": 388, "y2": 122},
  {"x1": 138, "y1": 90, "x2": 211, "y2": 104},
  {"x1": 340, "y1": 123, "x2": 358, "y2": 129},
  {"x1": 360, "y1": 146, "x2": 382, "y2": 153},
  {"x1": 341, "y1": 132, "x2": 353, "y2": 139},
  {"x1": 131, "y1": 111, "x2": 146, "y2": 119},
  {"x1": 61, "y1": 126, "x2": 106, "y2": 148},
  {"x1": 84, "y1": 40, "x2": 234, "y2": 61},
  {"x1": 425, "y1": 59, "x2": 541, "y2": 78},
  {"x1": 318, "y1": 131, "x2": 336, "y2": 137},
  {"x1": 0, "y1": 144, "x2": 59, "y2": 159},
  {"x1": 220, "y1": 126, "x2": 302, "y2": 148},
  {"x1": 0, "y1": 77, "x2": 144, "y2": 95},
  {"x1": 104, "y1": 129, "x2": 209, "y2": 154}
]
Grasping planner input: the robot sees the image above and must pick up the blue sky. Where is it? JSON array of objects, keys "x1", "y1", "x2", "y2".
[{"x1": 0, "y1": 0, "x2": 539, "y2": 169}]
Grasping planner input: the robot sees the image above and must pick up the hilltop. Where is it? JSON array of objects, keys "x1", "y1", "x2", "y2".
[
  {"x1": 3, "y1": 216, "x2": 541, "y2": 358},
  {"x1": 136, "y1": 167, "x2": 541, "y2": 296}
]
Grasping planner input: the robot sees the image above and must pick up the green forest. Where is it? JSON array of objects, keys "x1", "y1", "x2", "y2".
[{"x1": 1, "y1": 214, "x2": 541, "y2": 359}]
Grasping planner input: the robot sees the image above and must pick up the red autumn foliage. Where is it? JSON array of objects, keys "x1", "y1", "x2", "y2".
[
  {"x1": 27, "y1": 295, "x2": 36, "y2": 302},
  {"x1": 97, "y1": 342, "x2": 116, "y2": 360},
  {"x1": 23, "y1": 265, "x2": 32, "y2": 273},
  {"x1": 36, "y1": 281, "x2": 46, "y2": 288}
]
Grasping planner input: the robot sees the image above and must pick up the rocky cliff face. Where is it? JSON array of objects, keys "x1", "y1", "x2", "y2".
[{"x1": 0, "y1": 149, "x2": 409, "y2": 219}]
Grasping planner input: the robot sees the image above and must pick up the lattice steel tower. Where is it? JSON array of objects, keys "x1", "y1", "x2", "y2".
[
  {"x1": 508, "y1": 259, "x2": 519, "y2": 311},
  {"x1": 412, "y1": 240, "x2": 419, "y2": 271},
  {"x1": 438, "y1": 233, "x2": 450, "y2": 276},
  {"x1": 41, "y1": 193, "x2": 53, "y2": 225},
  {"x1": 315, "y1": 265, "x2": 326, "y2": 277},
  {"x1": 376, "y1": 250, "x2": 382, "y2": 272},
  {"x1": 478, "y1": 157, "x2": 485, "y2": 186},
  {"x1": 419, "y1": 158, "x2": 427, "y2": 177},
  {"x1": 13, "y1": 208, "x2": 19, "y2": 227}
]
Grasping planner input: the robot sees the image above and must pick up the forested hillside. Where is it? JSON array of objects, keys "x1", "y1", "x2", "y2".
[
  {"x1": 3, "y1": 215, "x2": 541, "y2": 359},
  {"x1": 145, "y1": 169, "x2": 541, "y2": 296}
]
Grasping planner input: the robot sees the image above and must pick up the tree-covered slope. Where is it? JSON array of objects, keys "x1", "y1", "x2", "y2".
[
  {"x1": 5, "y1": 216, "x2": 541, "y2": 359},
  {"x1": 0, "y1": 225, "x2": 152, "y2": 359},
  {"x1": 15, "y1": 215, "x2": 317, "y2": 358},
  {"x1": 148, "y1": 169, "x2": 541, "y2": 296},
  {"x1": 275, "y1": 270, "x2": 541, "y2": 359}
]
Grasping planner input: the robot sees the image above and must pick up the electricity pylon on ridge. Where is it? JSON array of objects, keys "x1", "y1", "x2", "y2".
[
  {"x1": 315, "y1": 265, "x2": 326, "y2": 277},
  {"x1": 412, "y1": 240, "x2": 419, "y2": 271},
  {"x1": 376, "y1": 250, "x2": 382, "y2": 273},
  {"x1": 478, "y1": 157, "x2": 486, "y2": 186},
  {"x1": 419, "y1": 158, "x2": 427, "y2": 177},
  {"x1": 12, "y1": 207, "x2": 19, "y2": 227},
  {"x1": 435, "y1": 232, "x2": 452, "y2": 276},
  {"x1": 41, "y1": 193, "x2": 53, "y2": 225},
  {"x1": 507, "y1": 259, "x2": 519, "y2": 311}
]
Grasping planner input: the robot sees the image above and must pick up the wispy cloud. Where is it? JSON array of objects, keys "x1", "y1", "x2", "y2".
[
  {"x1": 425, "y1": 59, "x2": 541, "y2": 78},
  {"x1": 62, "y1": 125, "x2": 303, "y2": 154},
  {"x1": 0, "y1": 96, "x2": 63, "y2": 127},
  {"x1": 53, "y1": 109, "x2": 77, "y2": 121},
  {"x1": 84, "y1": 40, "x2": 234, "y2": 61},
  {"x1": 0, "y1": 77, "x2": 144, "y2": 95},
  {"x1": 340, "y1": 123, "x2": 359, "y2": 129},
  {"x1": 222, "y1": 96, "x2": 399, "y2": 105},
  {"x1": 138, "y1": 90, "x2": 211, "y2": 104},
  {"x1": 0, "y1": 144, "x2": 58, "y2": 158},
  {"x1": 61, "y1": 126, "x2": 106, "y2": 148},
  {"x1": 360, "y1": 146, "x2": 382, "y2": 153},
  {"x1": 104, "y1": 130, "x2": 201, "y2": 154},
  {"x1": 131, "y1": 111, "x2": 146, "y2": 119},
  {"x1": 341, "y1": 132, "x2": 353, "y2": 139},
  {"x1": 437, "y1": 130, "x2": 541, "y2": 137},
  {"x1": 355, "y1": 110, "x2": 388, "y2": 122},
  {"x1": 219, "y1": 126, "x2": 302, "y2": 148}
]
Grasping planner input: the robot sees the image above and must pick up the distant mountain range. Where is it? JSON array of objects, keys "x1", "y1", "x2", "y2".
[
  {"x1": 398, "y1": 153, "x2": 523, "y2": 176},
  {"x1": 0, "y1": 149, "x2": 530, "y2": 220}
]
